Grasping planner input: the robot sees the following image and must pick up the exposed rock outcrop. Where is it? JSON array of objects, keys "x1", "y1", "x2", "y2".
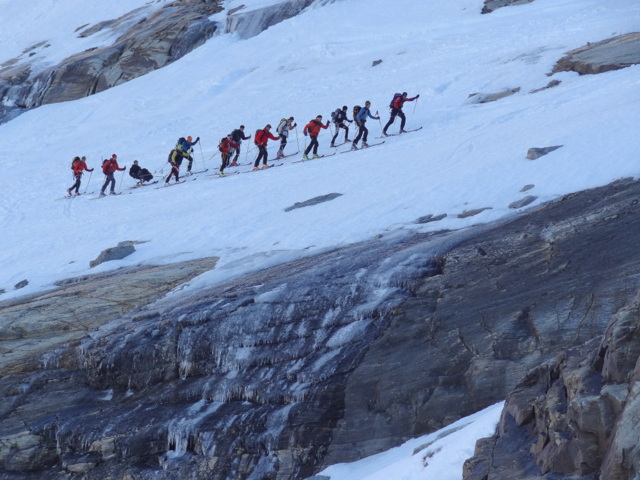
[
  {"x1": 225, "y1": 0, "x2": 318, "y2": 39},
  {"x1": 552, "y1": 32, "x2": 640, "y2": 75},
  {"x1": 526, "y1": 145, "x2": 562, "y2": 159},
  {"x1": 1, "y1": 178, "x2": 639, "y2": 479},
  {"x1": 481, "y1": 0, "x2": 535, "y2": 15},
  {"x1": 0, "y1": 1, "x2": 222, "y2": 123}
]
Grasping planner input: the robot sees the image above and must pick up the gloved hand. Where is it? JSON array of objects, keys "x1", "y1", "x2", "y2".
[
  {"x1": 196, "y1": 136, "x2": 200, "y2": 142},
  {"x1": 303, "y1": 131, "x2": 308, "y2": 136},
  {"x1": 416, "y1": 94, "x2": 420, "y2": 98},
  {"x1": 190, "y1": 148, "x2": 194, "y2": 153}
]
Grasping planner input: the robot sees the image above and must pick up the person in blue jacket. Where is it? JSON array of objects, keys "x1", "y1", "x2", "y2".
[
  {"x1": 352, "y1": 101, "x2": 380, "y2": 150},
  {"x1": 176, "y1": 135, "x2": 200, "y2": 175}
]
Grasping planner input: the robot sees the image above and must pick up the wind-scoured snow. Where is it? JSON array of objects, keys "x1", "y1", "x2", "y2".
[{"x1": 0, "y1": 0, "x2": 638, "y2": 476}]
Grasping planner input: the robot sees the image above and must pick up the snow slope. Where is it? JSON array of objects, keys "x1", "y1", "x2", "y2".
[{"x1": 0, "y1": 0, "x2": 639, "y2": 476}]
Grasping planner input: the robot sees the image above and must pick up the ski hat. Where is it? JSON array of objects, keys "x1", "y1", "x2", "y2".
[
  {"x1": 316, "y1": 115, "x2": 323, "y2": 119},
  {"x1": 342, "y1": 106, "x2": 348, "y2": 110},
  {"x1": 365, "y1": 101, "x2": 371, "y2": 106},
  {"x1": 187, "y1": 136, "x2": 193, "y2": 142},
  {"x1": 111, "y1": 154, "x2": 117, "y2": 159},
  {"x1": 265, "y1": 124, "x2": 272, "y2": 129},
  {"x1": 402, "y1": 92, "x2": 408, "y2": 96},
  {"x1": 133, "y1": 160, "x2": 139, "y2": 164},
  {"x1": 240, "y1": 125, "x2": 245, "y2": 129},
  {"x1": 289, "y1": 117, "x2": 294, "y2": 121}
]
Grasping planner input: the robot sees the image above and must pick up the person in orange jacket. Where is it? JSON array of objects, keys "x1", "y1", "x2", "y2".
[
  {"x1": 67, "y1": 156, "x2": 94, "y2": 196},
  {"x1": 100, "y1": 154, "x2": 126, "y2": 196},
  {"x1": 253, "y1": 124, "x2": 280, "y2": 170},
  {"x1": 219, "y1": 135, "x2": 239, "y2": 176},
  {"x1": 302, "y1": 115, "x2": 329, "y2": 160}
]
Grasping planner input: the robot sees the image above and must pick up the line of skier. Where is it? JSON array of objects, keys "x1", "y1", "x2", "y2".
[{"x1": 64, "y1": 92, "x2": 419, "y2": 196}]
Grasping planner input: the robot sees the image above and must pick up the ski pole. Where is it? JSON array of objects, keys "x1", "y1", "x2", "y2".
[
  {"x1": 295, "y1": 127, "x2": 300, "y2": 151},
  {"x1": 117, "y1": 168, "x2": 126, "y2": 194},
  {"x1": 376, "y1": 111, "x2": 383, "y2": 133},
  {"x1": 411, "y1": 98, "x2": 419, "y2": 125},
  {"x1": 198, "y1": 141, "x2": 206, "y2": 169},
  {"x1": 83, "y1": 171, "x2": 93, "y2": 194}
]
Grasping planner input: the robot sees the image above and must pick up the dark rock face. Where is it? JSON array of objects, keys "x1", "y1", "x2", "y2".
[
  {"x1": 284, "y1": 193, "x2": 342, "y2": 212},
  {"x1": 1, "y1": 179, "x2": 639, "y2": 479},
  {"x1": 463, "y1": 294, "x2": 640, "y2": 480},
  {"x1": 526, "y1": 146, "x2": 563, "y2": 160},
  {"x1": 552, "y1": 32, "x2": 640, "y2": 75},
  {"x1": 0, "y1": 1, "x2": 222, "y2": 122}
]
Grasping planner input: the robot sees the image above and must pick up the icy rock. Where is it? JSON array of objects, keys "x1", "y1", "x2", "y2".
[
  {"x1": 526, "y1": 145, "x2": 562, "y2": 160},
  {"x1": 509, "y1": 195, "x2": 537, "y2": 209},
  {"x1": 89, "y1": 241, "x2": 137, "y2": 268}
]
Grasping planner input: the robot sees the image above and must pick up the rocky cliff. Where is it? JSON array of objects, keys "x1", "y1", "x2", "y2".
[{"x1": 1, "y1": 177, "x2": 639, "y2": 479}]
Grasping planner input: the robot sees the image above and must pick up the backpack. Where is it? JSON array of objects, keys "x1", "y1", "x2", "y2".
[
  {"x1": 277, "y1": 118, "x2": 288, "y2": 135},
  {"x1": 218, "y1": 137, "x2": 226, "y2": 152},
  {"x1": 101, "y1": 159, "x2": 110, "y2": 174},
  {"x1": 167, "y1": 149, "x2": 175, "y2": 163},
  {"x1": 254, "y1": 129, "x2": 262, "y2": 145},
  {"x1": 331, "y1": 108, "x2": 341, "y2": 124},
  {"x1": 71, "y1": 158, "x2": 81, "y2": 170},
  {"x1": 390, "y1": 92, "x2": 402, "y2": 109},
  {"x1": 353, "y1": 105, "x2": 361, "y2": 122}
]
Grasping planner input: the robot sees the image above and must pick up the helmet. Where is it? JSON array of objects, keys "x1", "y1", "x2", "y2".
[
  {"x1": 342, "y1": 105, "x2": 348, "y2": 110},
  {"x1": 402, "y1": 92, "x2": 408, "y2": 96},
  {"x1": 289, "y1": 117, "x2": 294, "y2": 121},
  {"x1": 187, "y1": 136, "x2": 193, "y2": 142},
  {"x1": 265, "y1": 124, "x2": 272, "y2": 129},
  {"x1": 133, "y1": 160, "x2": 139, "y2": 164},
  {"x1": 365, "y1": 101, "x2": 371, "y2": 106},
  {"x1": 316, "y1": 115, "x2": 322, "y2": 119},
  {"x1": 240, "y1": 125, "x2": 245, "y2": 129}
]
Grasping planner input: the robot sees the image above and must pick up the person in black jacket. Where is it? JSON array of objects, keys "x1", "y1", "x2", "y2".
[
  {"x1": 129, "y1": 160, "x2": 154, "y2": 185},
  {"x1": 229, "y1": 125, "x2": 252, "y2": 166},
  {"x1": 330, "y1": 106, "x2": 352, "y2": 147}
]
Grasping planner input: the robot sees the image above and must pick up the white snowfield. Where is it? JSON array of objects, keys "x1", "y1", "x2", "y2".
[{"x1": 0, "y1": 0, "x2": 638, "y2": 477}]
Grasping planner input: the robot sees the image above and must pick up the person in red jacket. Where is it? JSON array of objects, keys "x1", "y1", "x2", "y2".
[
  {"x1": 382, "y1": 92, "x2": 419, "y2": 135},
  {"x1": 302, "y1": 115, "x2": 329, "y2": 160},
  {"x1": 100, "y1": 154, "x2": 126, "y2": 196},
  {"x1": 253, "y1": 124, "x2": 280, "y2": 170},
  {"x1": 219, "y1": 135, "x2": 239, "y2": 176},
  {"x1": 67, "y1": 156, "x2": 94, "y2": 196}
]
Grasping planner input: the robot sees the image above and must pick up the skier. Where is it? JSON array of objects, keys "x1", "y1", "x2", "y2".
[
  {"x1": 253, "y1": 124, "x2": 280, "y2": 170},
  {"x1": 67, "y1": 156, "x2": 94, "y2": 196},
  {"x1": 218, "y1": 135, "x2": 239, "y2": 176},
  {"x1": 382, "y1": 92, "x2": 419, "y2": 135},
  {"x1": 352, "y1": 101, "x2": 380, "y2": 149},
  {"x1": 229, "y1": 125, "x2": 251, "y2": 166},
  {"x1": 165, "y1": 148, "x2": 181, "y2": 185},
  {"x1": 129, "y1": 160, "x2": 154, "y2": 185},
  {"x1": 276, "y1": 117, "x2": 297, "y2": 158},
  {"x1": 302, "y1": 115, "x2": 329, "y2": 160},
  {"x1": 330, "y1": 106, "x2": 352, "y2": 147},
  {"x1": 176, "y1": 135, "x2": 200, "y2": 175},
  {"x1": 100, "y1": 154, "x2": 126, "y2": 196}
]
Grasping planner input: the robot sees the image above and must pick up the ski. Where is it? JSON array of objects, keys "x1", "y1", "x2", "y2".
[
  {"x1": 339, "y1": 141, "x2": 386, "y2": 154},
  {"x1": 127, "y1": 181, "x2": 159, "y2": 190},
  {"x1": 56, "y1": 192, "x2": 94, "y2": 201},
  {"x1": 211, "y1": 171, "x2": 241, "y2": 178},
  {"x1": 90, "y1": 192, "x2": 129, "y2": 200},
  {"x1": 377, "y1": 126, "x2": 422, "y2": 138},
  {"x1": 241, "y1": 163, "x2": 284, "y2": 173},
  {"x1": 272, "y1": 151, "x2": 300, "y2": 161},
  {"x1": 292, "y1": 153, "x2": 337, "y2": 164},
  {"x1": 154, "y1": 180, "x2": 187, "y2": 189},
  {"x1": 185, "y1": 169, "x2": 208, "y2": 176},
  {"x1": 330, "y1": 142, "x2": 350, "y2": 148}
]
